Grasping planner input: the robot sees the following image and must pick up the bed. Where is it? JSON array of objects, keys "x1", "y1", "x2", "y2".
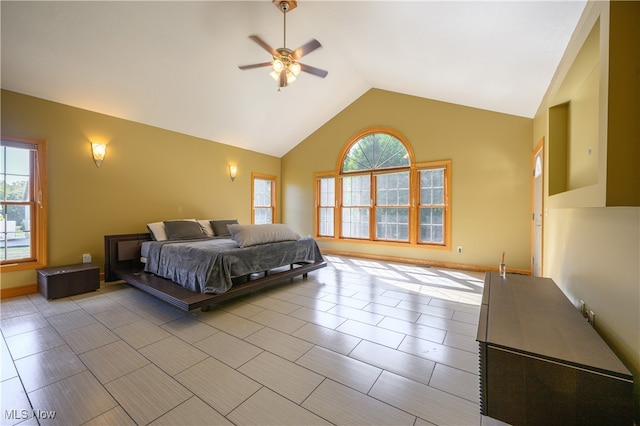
[{"x1": 104, "y1": 221, "x2": 326, "y2": 311}]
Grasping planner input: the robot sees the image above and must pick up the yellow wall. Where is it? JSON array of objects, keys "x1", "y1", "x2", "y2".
[
  {"x1": 282, "y1": 88, "x2": 533, "y2": 271},
  {"x1": 605, "y1": 1, "x2": 640, "y2": 206},
  {"x1": 1, "y1": 90, "x2": 280, "y2": 290},
  {"x1": 549, "y1": 20, "x2": 600, "y2": 193},
  {"x1": 535, "y1": 0, "x2": 639, "y2": 416}
]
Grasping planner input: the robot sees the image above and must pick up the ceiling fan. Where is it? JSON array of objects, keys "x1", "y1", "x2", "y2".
[{"x1": 238, "y1": 0, "x2": 328, "y2": 89}]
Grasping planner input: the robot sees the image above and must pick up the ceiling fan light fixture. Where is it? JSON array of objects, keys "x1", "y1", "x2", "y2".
[
  {"x1": 272, "y1": 59, "x2": 284, "y2": 73},
  {"x1": 290, "y1": 62, "x2": 301, "y2": 76},
  {"x1": 270, "y1": 67, "x2": 298, "y2": 84}
]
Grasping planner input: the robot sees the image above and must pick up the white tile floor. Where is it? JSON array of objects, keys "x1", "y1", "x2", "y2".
[{"x1": 1, "y1": 255, "x2": 507, "y2": 425}]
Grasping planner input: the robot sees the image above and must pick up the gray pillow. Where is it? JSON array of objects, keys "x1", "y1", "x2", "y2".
[
  {"x1": 147, "y1": 219, "x2": 197, "y2": 241},
  {"x1": 227, "y1": 223, "x2": 300, "y2": 248},
  {"x1": 163, "y1": 220, "x2": 206, "y2": 240},
  {"x1": 210, "y1": 219, "x2": 238, "y2": 237}
]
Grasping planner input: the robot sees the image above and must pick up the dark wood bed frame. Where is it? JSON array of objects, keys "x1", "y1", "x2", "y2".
[{"x1": 104, "y1": 233, "x2": 326, "y2": 312}]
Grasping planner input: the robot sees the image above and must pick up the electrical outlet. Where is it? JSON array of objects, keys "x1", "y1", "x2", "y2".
[
  {"x1": 457, "y1": 246, "x2": 463, "y2": 254},
  {"x1": 82, "y1": 253, "x2": 92, "y2": 264},
  {"x1": 587, "y1": 310, "x2": 595, "y2": 327},
  {"x1": 579, "y1": 300, "x2": 586, "y2": 317}
]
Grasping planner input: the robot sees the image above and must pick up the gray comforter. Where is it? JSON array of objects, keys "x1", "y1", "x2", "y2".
[{"x1": 143, "y1": 237, "x2": 323, "y2": 294}]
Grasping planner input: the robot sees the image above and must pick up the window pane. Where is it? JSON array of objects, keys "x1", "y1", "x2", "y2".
[
  {"x1": 254, "y1": 207, "x2": 272, "y2": 225},
  {"x1": 377, "y1": 172, "x2": 409, "y2": 206},
  {"x1": 432, "y1": 188, "x2": 444, "y2": 205},
  {"x1": 342, "y1": 133, "x2": 410, "y2": 172},
  {"x1": 5, "y1": 147, "x2": 30, "y2": 176},
  {"x1": 342, "y1": 175, "x2": 370, "y2": 207},
  {"x1": 342, "y1": 207, "x2": 369, "y2": 238},
  {"x1": 432, "y1": 169, "x2": 444, "y2": 187},
  {"x1": 254, "y1": 179, "x2": 272, "y2": 207},
  {"x1": 420, "y1": 168, "x2": 444, "y2": 206},
  {"x1": 319, "y1": 207, "x2": 334, "y2": 237},
  {"x1": 420, "y1": 207, "x2": 444, "y2": 243},
  {"x1": 319, "y1": 177, "x2": 335, "y2": 207},
  {"x1": 1, "y1": 200, "x2": 32, "y2": 260},
  {"x1": 376, "y1": 207, "x2": 409, "y2": 241},
  {"x1": 3, "y1": 174, "x2": 30, "y2": 202}
]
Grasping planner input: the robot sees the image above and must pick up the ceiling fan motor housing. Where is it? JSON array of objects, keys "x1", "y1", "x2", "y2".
[{"x1": 273, "y1": 0, "x2": 297, "y2": 14}]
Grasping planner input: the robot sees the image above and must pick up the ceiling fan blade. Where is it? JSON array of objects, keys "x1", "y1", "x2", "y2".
[
  {"x1": 292, "y1": 39, "x2": 322, "y2": 60},
  {"x1": 238, "y1": 62, "x2": 273, "y2": 70},
  {"x1": 299, "y1": 63, "x2": 328, "y2": 78},
  {"x1": 248, "y1": 35, "x2": 278, "y2": 57},
  {"x1": 279, "y1": 70, "x2": 287, "y2": 88}
]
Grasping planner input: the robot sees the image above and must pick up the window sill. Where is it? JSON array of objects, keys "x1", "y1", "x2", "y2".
[
  {"x1": 1, "y1": 260, "x2": 47, "y2": 273},
  {"x1": 314, "y1": 236, "x2": 449, "y2": 251}
]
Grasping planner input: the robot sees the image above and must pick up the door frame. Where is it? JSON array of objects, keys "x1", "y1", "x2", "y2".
[{"x1": 531, "y1": 138, "x2": 545, "y2": 276}]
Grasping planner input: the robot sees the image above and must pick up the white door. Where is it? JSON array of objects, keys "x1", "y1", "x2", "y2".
[{"x1": 532, "y1": 144, "x2": 544, "y2": 276}]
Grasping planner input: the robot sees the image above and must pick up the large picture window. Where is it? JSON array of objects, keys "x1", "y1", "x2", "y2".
[
  {"x1": 1, "y1": 137, "x2": 47, "y2": 271},
  {"x1": 314, "y1": 128, "x2": 450, "y2": 249}
]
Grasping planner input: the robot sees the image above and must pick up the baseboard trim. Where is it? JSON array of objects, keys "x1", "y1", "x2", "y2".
[
  {"x1": 0, "y1": 284, "x2": 38, "y2": 299},
  {"x1": 321, "y1": 249, "x2": 531, "y2": 276}
]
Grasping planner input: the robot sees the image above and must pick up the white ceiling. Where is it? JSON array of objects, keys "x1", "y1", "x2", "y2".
[{"x1": 1, "y1": 1, "x2": 586, "y2": 157}]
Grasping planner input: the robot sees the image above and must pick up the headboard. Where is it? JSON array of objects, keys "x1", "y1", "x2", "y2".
[{"x1": 104, "y1": 233, "x2": 152, "y2": 282}]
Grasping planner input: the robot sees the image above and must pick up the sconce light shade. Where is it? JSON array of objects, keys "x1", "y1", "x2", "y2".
[
  {"x1": 228, "y1": 165, "x2": 238, "y2": 181},
  {"x1": 91, "y1": 143, "x2": 106, "y2": 167}
]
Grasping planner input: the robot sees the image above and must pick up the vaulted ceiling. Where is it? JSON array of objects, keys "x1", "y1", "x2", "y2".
[{"x1": 1, "y1": 1, "x2": 586, "y2": 157}]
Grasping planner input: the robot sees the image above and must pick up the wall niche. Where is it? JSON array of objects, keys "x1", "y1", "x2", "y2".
[
  {"x1": 546, "y1": 1, "x2": 639, "y2": 208},
  {"x1": 548, "y1": 20, "x2": 599, "y2": 197}
]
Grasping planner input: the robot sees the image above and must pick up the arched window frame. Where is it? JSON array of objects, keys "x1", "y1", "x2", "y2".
[
  {"x1": 337, "y1": 127, "x2": 415, "y2": 173},
  {"x1": 315, "y1": 127, "x2": 451, "y2": 250}
]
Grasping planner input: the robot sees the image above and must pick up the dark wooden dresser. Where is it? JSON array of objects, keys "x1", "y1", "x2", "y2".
[
  {"x1": 37, "y1": 264, "x2": 100, "y2": 299},
  {"x1": 477, "y1": 272, "x2": 633, "y2": 425}
]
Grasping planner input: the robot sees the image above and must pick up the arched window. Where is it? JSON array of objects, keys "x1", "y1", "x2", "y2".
[
  {"x1": 316, "y1": 128, "x2": 450, "y2": 248},
  {"x1": 342, "y1": 132, "x2": 410, "y2": 172}
]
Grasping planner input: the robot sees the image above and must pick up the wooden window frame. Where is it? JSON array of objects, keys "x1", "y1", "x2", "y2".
[
  {"x1": 251, "y1": 172, "x2": 277, "y2": 224},
  {"x1": 340, "y1": 172, "x2": 372, "y2": 240},
  {"x1": 415, "y1": 160, "x2": 452, "y2": 248},
  {"x1": 314, "y1": 128, "x2": 451, "y2": 251},
  {"x1": 315, "y1": 172, "x2": 337, "y2": 237},
  {"x1": 374, "y1": 169, "x2": 411, "y2": 243},
  {"x1": 0, "y1": 136, "x2": 48, "y2": 272}
]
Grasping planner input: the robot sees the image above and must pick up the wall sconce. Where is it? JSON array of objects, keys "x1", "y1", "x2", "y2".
[
  {"x1": 91, "y1": 142, "x2": 107, "y2": 167},
  {"x1": 228, "y1": 164, "x2": 238, "y2": 182}
]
